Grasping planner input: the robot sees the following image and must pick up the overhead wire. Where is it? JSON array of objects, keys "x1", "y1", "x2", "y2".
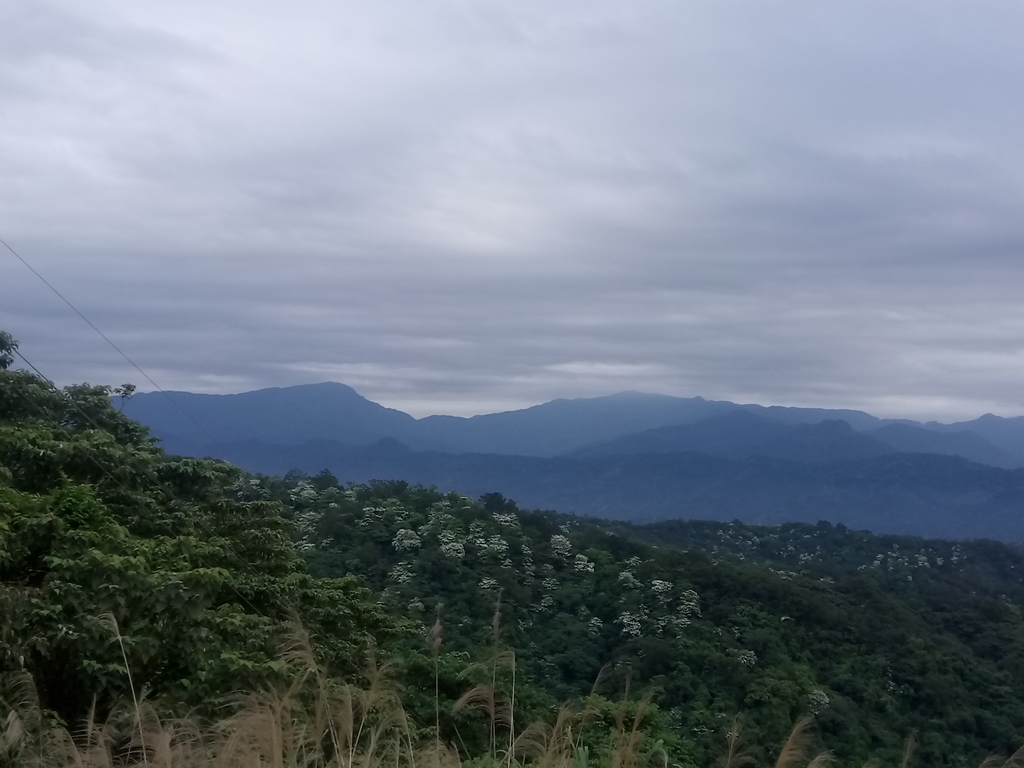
[
  {"x1": 1, "y1": 235, "x2": 222, "y2": 446},
  {"x1": 2, "y1": 234, "x2": 330, "y2": 628}
]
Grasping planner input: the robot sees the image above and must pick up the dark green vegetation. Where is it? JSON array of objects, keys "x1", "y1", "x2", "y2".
[
  {"x1": 277, "y1": 475, "x2": 1024, "y2": 766},
  {"x1": 0, "y1": 332, "x2": 391, "y2": 722},
  {"x1": 5, "y1": 331, "x2": 1024, "y2": 767}
]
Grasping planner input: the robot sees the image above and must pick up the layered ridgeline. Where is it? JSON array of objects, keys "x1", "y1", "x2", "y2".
[
  {"x1": 121, "y1": 382, "x2": 1024, "y2": 463},
  {"x1": 123, "y1": 384, "x2": 1024, "y2": 541},
  {"x1": 4, "y1": 335, "x2": 1024, "y2": 768}
]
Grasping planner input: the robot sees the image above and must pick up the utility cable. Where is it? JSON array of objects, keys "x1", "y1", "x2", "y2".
[{"x1": 1, "y1": 235, "x2": 221, "y2": 446}]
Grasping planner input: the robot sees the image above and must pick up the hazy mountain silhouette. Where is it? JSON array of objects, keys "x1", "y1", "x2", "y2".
[
  {"x1": 124, "y1": 382, "x2": 1024, "y2": 464},
  {"x1": 570, "y1": 411, "x2": 887, "y2": 462},
  {"x1": 131, "y1": 381, "x2": 1024, "y2": 540},
  {"x1": 925, "y1": 414, "x2": 1024, "y2": 462},
  {"x1": 121, "y1": 382, "x2": 419, "y2": 447},
  {"x1": 572, "y1": 410, "x2": 1022, "y2": 468},
  {"x1": 870, "y1": 422, "x2": 1021, "y2": 468}
]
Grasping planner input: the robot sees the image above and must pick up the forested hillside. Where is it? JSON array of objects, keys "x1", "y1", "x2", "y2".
[
  {"x1": 5, "y1": 332, "x2": 1024, "y2": 768},
  {"x1": 199, "y1": 438, "x2": 1024, "y2": 541},
  {"x1": 272, "y1": 473, "x2": 1024, "y2": 766},
  {"x1": 0, "y1": 333, "x2": 392, "y2": 722}
]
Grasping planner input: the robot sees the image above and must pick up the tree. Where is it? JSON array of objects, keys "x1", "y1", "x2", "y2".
[
  {"x1": 0, "y1": 330, "x2": 394, "y2": 721},
  {"x1": 0, "y1": 331, "x2": 16, "y2": 371}
]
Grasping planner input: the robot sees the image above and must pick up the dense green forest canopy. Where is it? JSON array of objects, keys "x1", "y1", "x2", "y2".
[
  {"x1": 4, "y1": 331, "x2": 1024, "y2": 768},
  {"x1": 274, "y1": 473, "x2": 1024, "y2": 767},
  {"x1": 0, "y1": 332, "x2": 391, "y2": 721}
]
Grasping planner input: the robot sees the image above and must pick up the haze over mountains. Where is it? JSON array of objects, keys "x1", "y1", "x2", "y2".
[{"x1": 123, "y1": 383, "x2": 1024, "y2": 541}]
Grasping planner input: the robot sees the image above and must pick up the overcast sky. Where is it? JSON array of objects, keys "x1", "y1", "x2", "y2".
[{"x1": 3, "y1": 1, "x2": 1024, "y2": 419}]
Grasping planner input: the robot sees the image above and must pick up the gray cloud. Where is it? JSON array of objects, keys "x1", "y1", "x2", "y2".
[{"x1": 3, "y1": 0, "x2": 1024, "y2": 420}]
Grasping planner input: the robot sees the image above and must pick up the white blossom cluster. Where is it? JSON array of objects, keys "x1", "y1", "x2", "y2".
[
  {"x1": 360, "y1": 506, "x2": 386, "y2": 528},
  {"x1": 467, "y1": 521, "x2": 487, "y2": 549},
  {"x1": 678, "y1": 589, "x2": 701, "y2": 617},
  {"x1": 492, "y1": 512, "x2": 519, "y2": 528},
  {"x1": 425, "y1": 501, "x2": 454, "y2": 531},
  {"x1": 389, "y1": 562, "x2": 414, "y2": 584},
  {"x1": 618, "y1": 570, "x2": 640, "y2": 588},
  {"x1": 587, "y1": 616, "x2": 604, "y2": 636},
  {"x1": 438, "y1": 530, "x2": 465, "y2": 560},
  {"x1": 650, "y1": 579, "x2": 673, "y2": 602},
  {"x1": 616, "y1": 611, "x2": 642, "y2": 637},
  {"x1": 866, "y1": 543, "x2": 959, "y2": 572},
  {"x1": 385, "y1": 501, "x2": 410, "y2": 522},
  {"x1": 479, "y1": 576, "x2": 499, "y2": 591},
  {"x1": 807, "y1": 689, "x2": 831, "y2": 714},
  {"x1": 521, "y1": 545, "x2": 536, "y2": 577},
  {"x1": 542, "y1": 577, "x2": 560, "y2": 591},
  {"x1": 407, "y1": 598, "x2": 425, "y2": 613},
  {"x1": 574, "y1": 554, "x2": 595, "y2": 573},
  {"x1": 293, "y1": 507, "x2": 323, "y2": 552},
  {"x1": 539, "y1": 595, "x2": 555, "y2": 611},
  {"x1": 235, "y1": 477, "x2": 271, "y2": 501},
  {"x1": 485, "y1": 535, "x2": 509, "y2": 556},
  {"x1": 290, "y1": 481, "x2": 319, "y2": 503},
  {"x1": 550, "y1": 534, "x2": 573, "y2": 559},
  {"x1": 392, "y1": 528, "x2": 421, "y2": 552},
  {"x1": 662, "y1": 590, "x2": 700, "y2": 632},
  {"x1": 732, "y1": 649, "x2": 757, "y2": 668}
]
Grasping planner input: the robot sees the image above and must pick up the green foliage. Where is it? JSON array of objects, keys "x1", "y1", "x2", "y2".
[
  {"x1": 277, "y1": 477, "x2": 1024, "y2": 767},
  {"x1": 0, "y1": 332, "x2": 15, "y2": 372},
  {"x1": 0, "y1": 341, "x2": 393, "y2": 722}
]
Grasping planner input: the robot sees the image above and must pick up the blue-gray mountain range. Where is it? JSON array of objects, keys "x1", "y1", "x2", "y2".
[{"x1": 122, "y1": 383, "x2": 1024, "y2": 541}]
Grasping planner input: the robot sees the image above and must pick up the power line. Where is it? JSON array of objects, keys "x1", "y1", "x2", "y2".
[
  {"x1": 3, "y1": 237, "x2": 334, "y2": 631},
  {"x1": 1, "y1": 235, "x2": 221, "y2": 446}
]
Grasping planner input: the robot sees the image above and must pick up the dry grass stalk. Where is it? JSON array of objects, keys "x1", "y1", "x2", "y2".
[
  {"x1": 719, "y1": 718, "x2": 753, "y2": 768},
  {"x1": 773, "y1": 717, "x2": 811, "y2": 768},
  {"x1": 900, "y1": 733, "x2": 917, "y2": 768}
]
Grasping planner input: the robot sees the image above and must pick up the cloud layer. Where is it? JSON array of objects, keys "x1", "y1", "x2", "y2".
[{"x1": 3, "y1": 0, "x2": 1024, "y2": 419}]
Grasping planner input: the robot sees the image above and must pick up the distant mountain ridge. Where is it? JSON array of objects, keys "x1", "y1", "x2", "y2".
[
  {"x1": 122, "y1": 382, "x2": 1024, "y2": 541},
  {"x1": 572, "y1": 410, "x2": 1023, "y2": 468},
  {"x1": 123, "y1": 381, "x2": 1024, "y2": 463}
]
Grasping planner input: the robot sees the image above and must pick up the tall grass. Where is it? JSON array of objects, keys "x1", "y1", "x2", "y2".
[{"x1": 2, "y1": 621, "x2": 1022, "y2": 768}]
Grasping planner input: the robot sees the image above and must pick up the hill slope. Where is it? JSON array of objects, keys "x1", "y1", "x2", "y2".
[
  {"x1": 573, "y1": 411, "x2": 1021, "y2": 468},
  {"x1": 279, "y1": 473, "x2": 1024, "y2": 767},
  {"x1": 187, "y1": 437, "x2": 1024, "y2": 541}
]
